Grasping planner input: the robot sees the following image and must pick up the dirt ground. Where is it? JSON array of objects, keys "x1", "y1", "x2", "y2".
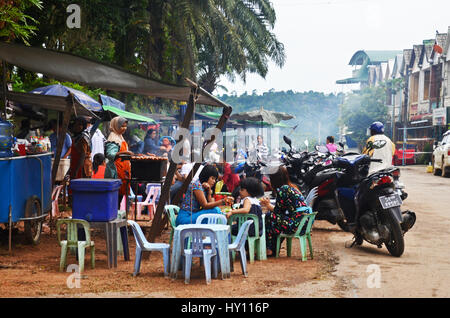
[
  {"x1": 321, "y1": 165, "x2": 450, "y2": 298},
  {"x1": 3, "y1": 165, "x2": 444, "y2": 298},
  {"x1": 0, "y1": 213, "x2": 341, "y2": 298}
]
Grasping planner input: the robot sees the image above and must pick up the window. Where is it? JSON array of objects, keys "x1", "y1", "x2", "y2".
[
  {"x1": 410, "y1": 73, "x2": 419, "y2": 103},
  {"x1": 423, "y1": 70, "x2": 430, "y2": 100}
]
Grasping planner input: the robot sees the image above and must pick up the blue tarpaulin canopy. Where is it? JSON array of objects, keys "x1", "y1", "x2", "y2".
[
  {"x1": 99, "y1": 94, "x2": 125, "y2": 110},
  {"x1": 30, "y1": 84, "x2": 103, "y2": 112}
]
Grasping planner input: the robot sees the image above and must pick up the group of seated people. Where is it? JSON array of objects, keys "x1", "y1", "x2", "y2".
[
  {"x1": 63, "y1": 115, "x2": 312, "y2": 258},
  {"x1": 171, "y1": 163, "x2": 313, "y2": 258}
]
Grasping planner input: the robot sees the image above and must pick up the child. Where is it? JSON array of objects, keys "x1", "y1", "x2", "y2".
[
  {"x1": 226, "y1": 177, "x2": 264, "y2": 237},
  {"x1": 92, "y1": 153, "x2": 106, "y2": 179}
]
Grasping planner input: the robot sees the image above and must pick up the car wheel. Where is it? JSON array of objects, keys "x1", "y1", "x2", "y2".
[
  {"x1": 442, "y1": 158, "x2": 450, "y2": 178},
  {"x1": 433, "y1": 156, "x2": 441, "y2": 176}
]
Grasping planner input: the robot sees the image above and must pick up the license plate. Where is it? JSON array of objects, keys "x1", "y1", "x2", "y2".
[{"x1": 379, "y1": 194, "x2": 403, "y2": 209}]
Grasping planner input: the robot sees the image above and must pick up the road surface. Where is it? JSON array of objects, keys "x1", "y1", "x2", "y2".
[{"x1": 310, "y1": 165, "x2": 450, "y2": 298}]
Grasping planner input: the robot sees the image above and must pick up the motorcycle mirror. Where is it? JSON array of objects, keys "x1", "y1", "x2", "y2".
[
  {"x1": 316, "y1": 145, "x2": 329, "y2": 153},
  {"x1": 283, "y1": 136, "x2": 292, "y2": 148},
  {"x1": 338, "y1": 142, "x2": 344, "y2": 148}
]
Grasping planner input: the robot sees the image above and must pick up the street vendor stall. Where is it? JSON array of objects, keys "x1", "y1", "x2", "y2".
[
  {"x1": 0, "y1": 42, "x2": 233, "y2": 246},
  {"x1": 0, "y1": 90, "x2": 99, "y2": 252}
]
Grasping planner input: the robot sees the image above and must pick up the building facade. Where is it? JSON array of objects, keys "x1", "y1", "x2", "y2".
[{"x1": 337, "y1": 28, "x2": 450, "y2": 155}]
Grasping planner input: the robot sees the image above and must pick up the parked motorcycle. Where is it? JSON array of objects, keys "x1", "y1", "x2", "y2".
[
  {"x1": 332, "y1": 154, "x2": 416, "y2": 257},
  {"x1": 281, "y1": 136, "x2": 415, "y2": 256},
  {"x1": 282, "y1": 136, "x2": 346, "y2": 226}
]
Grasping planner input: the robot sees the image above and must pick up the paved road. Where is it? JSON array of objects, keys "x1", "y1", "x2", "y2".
[{"x1": 314, "y1": 165, "x2": 450, "y2": 297}]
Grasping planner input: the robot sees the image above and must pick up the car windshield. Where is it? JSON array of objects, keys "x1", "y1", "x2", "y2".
[{"x1": 442, "y1": 135, "x2": 449, "y2": 145}]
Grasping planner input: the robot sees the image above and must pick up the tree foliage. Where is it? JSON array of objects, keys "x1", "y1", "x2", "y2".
[
  {"x1": 0, "y1": 0, "x2": 42, "y2": 45},
  {"x1": 7, "y1": 0, "x2": 286, "y2": 115},
  {"x1": 340, "y1": 85, "x2": 389, "y2": 149},
  {"x1": 220, "y1": 90, "x2": 343, "y2": 149}
]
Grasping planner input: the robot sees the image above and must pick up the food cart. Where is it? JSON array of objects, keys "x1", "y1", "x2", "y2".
[
  {"x1": 0, "y1": 153, "x2": 52, "y2": 245},
  {"x1": 0, "y1": 89, "x2": 99, "y2": 252}
]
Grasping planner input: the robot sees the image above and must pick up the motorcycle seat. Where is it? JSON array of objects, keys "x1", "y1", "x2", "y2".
[{"x1": 310, "y1": 169, "x2": 339, "y2": 187}]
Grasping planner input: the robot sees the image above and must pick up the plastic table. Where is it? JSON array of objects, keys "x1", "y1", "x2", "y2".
[
  {"x1": 89, "y1": 219, "x2": 130, "y2": 268},
  {"x1": 170, "y1": 224, "x2": 231, "y2": 280}
]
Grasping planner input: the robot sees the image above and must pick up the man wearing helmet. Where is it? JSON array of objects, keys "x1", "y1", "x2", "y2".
[{"x1": 362, "y1": 121, "x2": 396, "y2": 175}]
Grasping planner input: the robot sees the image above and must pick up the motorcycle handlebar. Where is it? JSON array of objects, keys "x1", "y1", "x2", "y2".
[{"x1": 370, "y1": 159, "x2": 383, "y2": 163}]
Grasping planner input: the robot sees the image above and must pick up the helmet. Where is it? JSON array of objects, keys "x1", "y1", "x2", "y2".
[{"x1": 369, "y1": 121, "x2": 384, "y2": 134}]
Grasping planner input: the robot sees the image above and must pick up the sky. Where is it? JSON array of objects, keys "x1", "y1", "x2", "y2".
[{"x1": 214, "y1": 0, "x2": 450, "y2": 96}]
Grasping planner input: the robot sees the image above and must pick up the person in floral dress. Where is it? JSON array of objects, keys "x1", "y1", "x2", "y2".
[{"x1": 260, "y1": 166, "x2": 312, "y2": 256}]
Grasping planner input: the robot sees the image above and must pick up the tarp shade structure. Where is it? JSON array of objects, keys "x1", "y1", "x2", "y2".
[
  {"x1": 102, "y1": 105, "x2": 156, "y2": 123},
  {"x1": 0, "y1": 90, "x2": 99, "y2": 118},
  {"x1": 0, "y1": 42, "x2": 229, "y2": 108},
  {"x1": 230, "y1": 106, "x2": 294, "y2": 125},
  {"x1": 243, "y1": 120, "x2": 291, "y2": 128},
  {"x1": 99, "y1": 94, "x2": 125, "y2": 110},
  {"x1": 30, "y1": 84, "x2": 103, "y2": 112},
  {"x1": 200, "y1": 111, "x2": 222, "y2": 119}
]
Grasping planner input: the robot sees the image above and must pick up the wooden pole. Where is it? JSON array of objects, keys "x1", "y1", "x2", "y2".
[
  {"x1": 2, "y1": 61, "x2": 7, "y2": 121},
  {"x1": 148, "y1": 87, "x2": 198, "y2": 242},
  {"x1": 50, "y1": 93, "x2": 74, "y2": 224},
  {"x1": 171, "y1": 105, "x2": 232, "y2": 206}
]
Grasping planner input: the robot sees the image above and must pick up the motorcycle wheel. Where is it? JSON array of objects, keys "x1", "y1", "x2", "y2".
[{"x1": 382, "y1": 207, "x2": 405, "y2": 257}]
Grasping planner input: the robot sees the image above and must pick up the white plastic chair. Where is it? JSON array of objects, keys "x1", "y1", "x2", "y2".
[
  {"x1": 180, "y1": 228, "x2": 218, "y2": 284},
  {"x1": 196, "y1": 214, "x2": 228, "y2": 246},
  {"x1": 228, "y1": 219, "x2": 253, "y2": 277},
  {"x1": 127, "y1": 220, "x2": 170, "y2": 277},
  {"x1": 133, "y1": 186, "x2": 160, "y2": 220},
  {"x1": 305, "y1": 186, "x2": 318, "y2": 208},
  {"x1": 51, "y1": 185, "x2": 64, "y2": 217},
  {"x1": 196, "y1": 213, "x2": 228, "y2": 225},
  {"x1": 146, "y1": 183, "x2": 161, "y2": 204}
]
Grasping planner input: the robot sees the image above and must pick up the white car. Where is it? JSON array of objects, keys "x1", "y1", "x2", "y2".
[{"x1": 432, "y1": 130, "x2": 450, "y2": 177}]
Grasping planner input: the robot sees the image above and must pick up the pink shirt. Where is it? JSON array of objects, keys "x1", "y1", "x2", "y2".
[{"x1": 326, "y1": 143, "x2": 338, "y2": 153}]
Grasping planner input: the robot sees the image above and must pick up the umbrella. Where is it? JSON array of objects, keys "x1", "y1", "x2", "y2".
[
  {"x1": 30, "y1": 84, "x2": 103, "y2": 112},
  {"x1": 230, "y1": 106, "x2": 294, "y2": 125},
  {"x1": 99, "y1": 94, "x2": 156, "y2": 123},
  {"x1": 99, "y1": 94, "x2": 125, "y2": 110}
]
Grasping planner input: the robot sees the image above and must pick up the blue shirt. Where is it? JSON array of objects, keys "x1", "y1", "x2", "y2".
[
  {"x1": 143, "y1": 137, "x2": 161, "y2": 155},
  {"x1": 49, "y1": 132, "x2": 72, "y2": 158},
  {"x1": 180, "y1": 180, "x2": 205, "y2": 212}
]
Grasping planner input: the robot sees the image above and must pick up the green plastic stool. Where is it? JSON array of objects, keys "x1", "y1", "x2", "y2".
[
  {"x1": 57, "y1": 218, "x2": 95, "y2": 273},
  {"x1": 164, "y1": 205, "x2": 180, "y2": 246},
  {"x1": 275, "y1": 208, "x2": 317, "y2": 261},
  {"x1": 228, "y1": 213, "x2": 266, "y2": 263}
]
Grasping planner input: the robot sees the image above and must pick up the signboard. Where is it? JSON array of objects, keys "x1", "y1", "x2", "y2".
[{"x1": 433, "y1": 107, "x2": 447, "y2": 126}]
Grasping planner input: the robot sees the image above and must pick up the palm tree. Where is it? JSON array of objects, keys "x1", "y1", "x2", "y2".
[{"x1": 143, "y1": 0, "x2": 286, "y2": 91}]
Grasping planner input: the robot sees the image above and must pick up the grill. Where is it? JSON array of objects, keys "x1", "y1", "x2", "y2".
[{"x1": 119, "y1": 154, "x2": 167, "y2": 182}]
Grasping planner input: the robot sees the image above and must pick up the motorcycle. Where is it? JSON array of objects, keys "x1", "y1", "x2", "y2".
[
  {"x1": 282, "y1": 136, "x2": 346, "y2": 226},
  {"x1": 281, "y1": 136, "x2": 415, "y2": 256},
  {"x1": 231, "y1": 150, "x2": 273, "y2": 201},
  {"x1": 332, "y1": 154, "x2": 416, "y2": 257}
]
